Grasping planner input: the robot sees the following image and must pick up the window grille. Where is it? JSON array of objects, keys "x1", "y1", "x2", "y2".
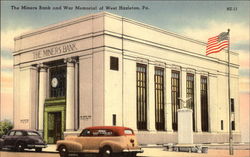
[
  {"x1": 155, "y1": 67, "x2": 165, "y2": 130},
  {"x1": 136, "y1": 64, "x2": 147, "y2": 130}
]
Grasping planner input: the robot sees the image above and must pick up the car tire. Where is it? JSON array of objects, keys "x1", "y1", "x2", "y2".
[
  {"x1": 123, "y1": 153, "x2": 136, "y2": 157},
  {"x1": 100, "y1": 146, "x2": 112, "y2": 157},
  {"x1": 16, "y1": 142, "x2": 25, "y2": 152},
  {"x1": 35, "y1": 148, "x2": 42, "y2": 152},
  {"x1": 131, "y1": 153, "x2": 137, "y2": 157},
  {"x1": 78, "y1": 153, "x2": 85, "y2": 157},
  {"x1": 58, "y1": 145, "x2": 68, "y2": 157}
]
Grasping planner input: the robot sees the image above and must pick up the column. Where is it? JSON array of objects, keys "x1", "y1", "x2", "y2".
[
  {"x1": 148, "y1": 63, "x2": 156, "y2": 131},
  {"x1": 209, "y1": 74, "x2": 218, "y2": 133},
  {"x1": 65, "y1": 58, "x2": 75, "y2": 131},
  {"x1": 74, "y1": 62, "x2": 79, "y2": 130},
  {"x1": 195, "y1": 73, "x2": 202, "y2": 132},
  {"x1": 38, "y1": 64, "x2": 47, "y2": 132},
  {"x1": 165, "y1": 67, "x2": 173, "y2": 132},
  {"x1": 181, "y1": 68, "x2": 186, "y2": 108}
]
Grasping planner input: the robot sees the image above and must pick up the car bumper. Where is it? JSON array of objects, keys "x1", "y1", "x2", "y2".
[
  {"x1": 123, "y1": 148, "x2": 144, "y2": 153},
  {"x1": 27, "y1": 144, "x2": 47, "y2": 149}
]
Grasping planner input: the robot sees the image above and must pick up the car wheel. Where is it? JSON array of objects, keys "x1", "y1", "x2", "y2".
[
  {"x1": 123, "y1": 153, "x2": 136, "y2": 157},
  {"x1": 100, "y1": 146, "x2": 112, "y2": 157},
  {"x1": 16, "y1": 142, "x2": 25, "y2": 152},
  {"x1": 78, "y1": 153, "x2": 85, "y2": 157},
  {"x1": 35, "y1": 148, "x2": 42, "y2": 152},
  {"x1": 58, "y1": 145, "x2": 68, "y2": 157}
]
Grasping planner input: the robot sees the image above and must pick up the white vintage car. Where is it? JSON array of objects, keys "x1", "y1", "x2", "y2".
[{"x1": 56, "y1": 126, "x2": 143, "y2": 157}]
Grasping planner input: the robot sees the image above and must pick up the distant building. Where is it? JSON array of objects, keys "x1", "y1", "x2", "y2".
[{"x1": 13, "y1": 12, "x2": 240, "y2": 144}]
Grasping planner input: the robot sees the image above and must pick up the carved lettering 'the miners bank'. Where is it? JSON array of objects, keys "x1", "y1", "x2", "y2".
[{"x1": 33, "y1": 42, "x2": 77, "y2": 59}]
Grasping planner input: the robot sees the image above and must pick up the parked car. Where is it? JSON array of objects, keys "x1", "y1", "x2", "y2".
[
  {"x1": 56, "y1": 126, "x2": 143, "y2": 157},
  {"x1": 0, "y1": 129, "x2": 47, "y2": 152}
]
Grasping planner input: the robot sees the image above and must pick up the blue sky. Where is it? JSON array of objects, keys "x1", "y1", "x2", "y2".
[{"x1": 1, "y1": 1, "x2": 249, "y2": 141}]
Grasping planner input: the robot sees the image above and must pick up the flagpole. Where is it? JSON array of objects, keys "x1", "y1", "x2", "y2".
[{"x1": 227, "y1": 28, "x2": 233, "y2": 155}]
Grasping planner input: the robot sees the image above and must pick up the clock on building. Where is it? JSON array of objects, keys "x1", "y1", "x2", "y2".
[{"x1": 51, "y1": 77, "x2": 58, "y2": 88}]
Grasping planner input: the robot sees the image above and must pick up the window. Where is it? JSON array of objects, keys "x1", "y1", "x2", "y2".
[
  {"x1": 136, "y1": 64, "x2": 147, "y2": 130},
  {"x1": 232, "y1": 121, "x2": 235, "y2": 130},
  {"x1": 27, "y1": 131, "x2": 40, "y2": 136},
  {"x1": 124, "y1": 129, "x2": 134, "y2": 135},
  {"x1": 80, "y1": 129, "x2": 91, "y2": 136},
  {"x1": 15, "y1": 131, "x2": 23, "y2": 136},
  {"x1": 221, "y1": 120, "x2": 224, "y2": 130},
  {"x1": 231, "y1": 98, "x2": 235, "y2": 112},
  {"x1": 113, "y1": 114, "x2": 116, "y2": 126},
  {"x1": 187, "y1": 73, "x2": 195, "y2": 131},
  {"x1": 50, "y1": 66, "x2": 66, "y2": 98},
  {"x1": 155, "y1": 67, "x2": 165, "y2": 130},
  {"x1": 171, "y1": 71, "x2": 180, "y2": 131},
  {"x1": 201, "y1": 76, "x2": 209, "y2": 132},
  {"x1": 110, "y1": 56, "x2": 119, "y2": 71},
  {"x1": 8, "y1": 131, "x2": 15, "y2": 136}
]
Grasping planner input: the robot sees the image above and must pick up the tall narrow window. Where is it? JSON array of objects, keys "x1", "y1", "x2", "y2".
[
  {"x1": 155, "y1": 67, "x2": 165, "y2": 130},
  {"x1": 232, "y1": 121, "x2": 235, "y2": 130},
  {"x1": 171, "y1": 71, "x2": 180, "y2": 131},
  {"x1": 201, "y1": 76, "x2": 209, "y2": 132},
  {"x1": 221, "y1": 120, "x2": 224, "y2": 130},
  {"x1": 136, "y1": 64, "x2": 147, "y2": 130},
  {"x1": 231, "y1": 98, "x2": 235, "y2": 112},
  {"x1": 187, "y1": 73, "x2": 195, "y2": 131}
]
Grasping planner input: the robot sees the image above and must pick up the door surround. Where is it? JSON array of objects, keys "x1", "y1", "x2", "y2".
[{"x1": 44, "y1": 97, "x2": 66, "y2": 143}]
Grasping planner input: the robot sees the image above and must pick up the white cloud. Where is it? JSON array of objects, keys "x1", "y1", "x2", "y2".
[{"x1": 1, "y1": 28, "x2": 32, "y2": 51}]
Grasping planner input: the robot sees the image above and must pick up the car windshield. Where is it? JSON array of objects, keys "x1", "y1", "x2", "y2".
[{"x1": 27, "y1": 131, "x2": 40, "y2": 136}]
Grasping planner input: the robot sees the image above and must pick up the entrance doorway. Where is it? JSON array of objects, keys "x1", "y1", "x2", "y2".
[
  {"x1": 44, "y1": 97, "x2": 66, "y2": 144},
  {"x1": 48, "y1": 112, "x2": 62, "y2": 144}
]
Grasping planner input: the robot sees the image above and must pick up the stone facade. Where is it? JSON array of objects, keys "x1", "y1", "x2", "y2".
[{"x1": 13, "y1": 12, "x2": 240, "y2": 144}]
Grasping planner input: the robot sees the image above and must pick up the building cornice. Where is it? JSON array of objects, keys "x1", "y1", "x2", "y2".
[{"x1": 14, "y1": 11, "x2": 238, "y2": 57}]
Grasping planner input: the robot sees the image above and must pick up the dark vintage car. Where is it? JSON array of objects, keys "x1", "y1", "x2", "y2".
[
  {"x1": 57, "y1": 126, "x2": 143, "y2": 157},
  {"x1": 0, "y1": 129, "x2": 47, "y2": 152}
]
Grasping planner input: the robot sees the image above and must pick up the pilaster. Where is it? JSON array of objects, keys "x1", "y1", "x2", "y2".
[
  {"x1": 165, "y1": 66, "x2": 173, "y2": 132},
  {"x1": 38, "y1": 64, "x2": 48, "y2": 131},
  {"x1": 148, "y1": 63, "x2": 156, "y2": 131},
  {"x1": 65, "y1": 57, "x2": 76, "y2": 131},
  {"x1": 195, "y1": 72, "x2": 202, "y2": 132}
]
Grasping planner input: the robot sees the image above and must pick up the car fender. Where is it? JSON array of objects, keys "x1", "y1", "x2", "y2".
[
  {"x1": 57, "y1": 140, "x2": 82, "y2": 152},
  {"x1": 99, "y1": 140, "x2": 124, "y2": 153}
]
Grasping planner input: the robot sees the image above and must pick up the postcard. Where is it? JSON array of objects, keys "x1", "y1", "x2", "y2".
[{"x1": 1, "y1": 1, "x2": 249, "y2": 157}]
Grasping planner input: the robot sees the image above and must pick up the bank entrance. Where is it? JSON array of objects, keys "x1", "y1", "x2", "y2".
[
  {"x1": 44, "y1": 62, "x2": 67, "y2": 144},
  {"x1": 44, "y1": 97, "x2": 66, "y2": 144}
]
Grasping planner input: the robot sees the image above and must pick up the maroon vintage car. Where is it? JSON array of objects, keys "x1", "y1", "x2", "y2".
[
  {"x1": 0, "y1": 129, "x2": 47, "y2": 152},
  {"x1": 57, "y1": 126, "x2": 143, "y2": 157}
]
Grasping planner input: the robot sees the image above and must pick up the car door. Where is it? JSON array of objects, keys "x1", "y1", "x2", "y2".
[
  {"x1": 90, "y1": 129, "x2": 114, "y2": 151},
  {"x1": 76, "y1": 129, "x2": 91, "y2": 152},
  {"x1": 4, "y1": 131, "x2": 15, "y2": 147},
  {"x1": 11, "y1": 131, "x2": 24, "y2": 147}
]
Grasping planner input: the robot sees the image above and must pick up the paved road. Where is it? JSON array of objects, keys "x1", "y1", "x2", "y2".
[{"x1": 0, "y1": 148, "x2": 250, "y2": 157}]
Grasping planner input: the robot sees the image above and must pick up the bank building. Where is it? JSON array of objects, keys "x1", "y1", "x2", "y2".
[{"x1": 13, "y1": 12, "x2": 240, "y2": 144}]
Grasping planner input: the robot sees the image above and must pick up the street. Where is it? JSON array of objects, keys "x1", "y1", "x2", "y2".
[{"x1": 0, "y1": 148, "x2": 250, "y2": 157}]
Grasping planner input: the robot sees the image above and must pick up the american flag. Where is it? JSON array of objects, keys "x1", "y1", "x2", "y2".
[{"x1": 206, "y1": 32, "x2": 229, "y2": 55}]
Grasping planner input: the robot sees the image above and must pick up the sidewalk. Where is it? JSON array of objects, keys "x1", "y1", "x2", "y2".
[{"x1": 43, "y1": 143, "x2": 250, "y2": 153}]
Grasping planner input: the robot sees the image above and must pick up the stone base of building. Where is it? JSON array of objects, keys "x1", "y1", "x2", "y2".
[{"x1": 135, "y1": 131, "x2": 241, "y2": 145}]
